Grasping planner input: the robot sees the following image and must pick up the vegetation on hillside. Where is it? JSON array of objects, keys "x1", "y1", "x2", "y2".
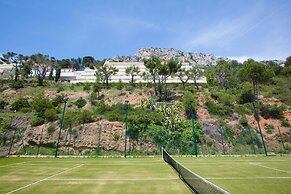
[{"x1": 0, "y1": 53, "x2": 290, "y2": 156}]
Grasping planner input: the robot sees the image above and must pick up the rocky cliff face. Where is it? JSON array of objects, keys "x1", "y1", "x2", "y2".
[
  {"x1": 109, "y1": 48, "x2": 286, "y2": 66},
  {"x1": 110, "y1": 47, "x2": 218, "y2": 66},
  {"x1": 5, "y1": 119, "x2": 157, "y2": 156}
]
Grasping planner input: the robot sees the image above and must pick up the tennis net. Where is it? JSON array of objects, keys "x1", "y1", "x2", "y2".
[{"x1": 162, "y1": 148, "x2": 229, "y2": 194}]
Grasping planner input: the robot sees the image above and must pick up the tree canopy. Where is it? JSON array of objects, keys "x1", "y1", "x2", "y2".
[
  {"x1": 240, "y1": 59, "x2": 274, "y2": 98},
  {"x1": 125, "y1": 65, "x2": 140, "y2": 85},
  {"x1": 95, "y1": 61, "x2": 118, "y2": 87},
  {"x1": 285, "y1": 56, "x2": 291, "y2": 67}
]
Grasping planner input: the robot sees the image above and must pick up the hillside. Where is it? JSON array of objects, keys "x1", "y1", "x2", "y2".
[
  {"x1": 0, "y1": 79, "x2": 290, "y2": 156},
  {"x1": 1, "y1": 51, "x2": 291, "y2": 156}
]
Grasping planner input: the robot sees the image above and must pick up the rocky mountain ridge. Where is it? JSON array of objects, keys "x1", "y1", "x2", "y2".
[
  {"x1": 109, "y1": 48, "x2": 286, "y2": 67},
  {"x1": 110, "y1": 47, "x2": 219, "y2": 66}
]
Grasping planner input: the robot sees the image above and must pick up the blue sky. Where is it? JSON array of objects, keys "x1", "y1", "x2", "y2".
[{"x1": 0, "y1": 0, "x2": 290, "y2": 61}]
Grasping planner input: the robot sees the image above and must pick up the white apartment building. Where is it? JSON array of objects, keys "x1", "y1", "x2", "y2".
[
  {"x1": 0, "y1": 61, "x2": 206, "y2": 83},
  {"x1": 0, "y1": 63, "x2": 13, "y2": 73},
  {"x1": 59, "y1": 61, "x2": 207, "y2": 83}
]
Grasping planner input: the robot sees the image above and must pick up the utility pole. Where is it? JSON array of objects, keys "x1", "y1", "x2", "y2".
[
  {"x1": 190, "y1": 101, "x2": 198, "y2": 157},
  {"x1": 252, "y1": 101, "x2": 267, "y2": 156},
  {"x1": 124, "y1": 100, "x2": 129, "y2": 158},
  {"x1": 55, "y1": 99, "x2": 68, "y2": 158}
]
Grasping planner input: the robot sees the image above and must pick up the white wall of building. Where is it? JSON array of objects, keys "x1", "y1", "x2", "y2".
[{"x1": 60, "y1": 61, "x2": 207, "y2": 83}]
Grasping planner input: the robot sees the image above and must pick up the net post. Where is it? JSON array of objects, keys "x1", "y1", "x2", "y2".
[{"x1": 252, "y1": 101, "x2": 267, "y2": 156}]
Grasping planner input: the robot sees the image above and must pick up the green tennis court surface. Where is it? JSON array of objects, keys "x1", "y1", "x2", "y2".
[{"x1": 0, "y1": 156, "x2": 290, "y2": 194}]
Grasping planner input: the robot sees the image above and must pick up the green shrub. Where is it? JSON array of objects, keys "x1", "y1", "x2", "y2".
[
  {"x1": 83, "y1": 83, "x2": 91, "y2": 92},
  {"x1": 10, "y1": 97, "x2": 30, "y2": 111},
  {"x1": 89, "y1": 92, "x2": 97, "y2": 105},
  {"x1": 181, "y1": 91, "x2": 198, "y2": 117},
  {"x1": 94, "y1": 100, "x2": 108, "y2": 114},
  {"x1": 52, "y1": 95, "x2": 64, "y2": 107},
  {"x1": 47, "y1": 125, "x2": 55, "y2": 135},
  {"x1": 186, "y1": 87, "x2": 196, "y2": 94},
  {"x1": 95, "y1": 148, "x2": 102, "y2": 156},
  {"x1": 92, "y1": 82, "x2": 102, "y2": 93},
  {"x1": 281, "y1": 66, "x2": 291, "y2": 76},
  {"x1": 210, "y1": 91, "x2": 219, "y2": 100},
  {"x1": 234, "y1": 104, "x2": 252, "y2": 115},
  {"x1": 113, "y1": 133, "x2": 120, "y2": 142},
  {"x1": 29, "y1": 117, "x2": 45, "y2": 126},
  {"x1": 207, "y1": 140, "x2": 213, "y2": 147},
  {"x1": 147, "y1": 125, "x2": 168, "y2": 148},
  {"x1": 74, "y1": 97, "x2": 87, "y2": 108},
  {"x1": 236, "y1": 129, "x2": 257, "y2": 146},
  {"x1": 219, "y1": 93, "x2": 236, "y2": 106},
  {"x1": 69, "y1": 84, "x2": 75, "y2": 91},
  {"x1": 259, "y1": 104, "x2": 283, "y2": 119},
  {"x1": 84, "y1": 150, "x2": 91, "y2": 156},
  {"x1": 0, "y1": 117, "x2": 11, "y2": 139},
  {"x1": 20, "y1": 107, "x2": 32, "y2": 113},
  {"x1": 56, "y1": 84, "x2": 64, "y2": 93},
  {"x1": 104, "y1": 112, "x2": 123, "y2": 121},
  {"x1": 281, "y1": 119, "x2": 290, "y2": 127},
  {"x1": 116, "y1": 80, "x2": 124, "y2": 90},
  {"x1": 223, "y1": 126, "x2": 235, "y2": 142},
  {"x1": 0, "y1": 100, "x2": 7, "y2": 109},
  {"x1": 125, "y1": 86, "x2": 134, "y2": 92},
  {"x1": 31, "y1": 93, "x2": 53, "y2": 118},
  {"x1": 205, "y1": 100, "x2": 233, "y2": 117},
  {"x1": 77, "y1": 110, "x2": 94, "y2": 124},
  {"x1": 239, "y1": 90, "x2": 254, "y2": 104},
  {"x1": 9, "y1": 81, "x2": 24, "y2": 89},
  {"x1": 44, "y1": 109, "x2": 58, "y2": 122},
  {"x1": 265, "y1": 124, "x2": 274, "y2": 134},
  {"x1": 71, "y1": 128, "x2": 78, "y2": 139},
  {"x1": 239, "y1": 116, "x2": 249, "y2": 127},
  {"x1": 103, "y1": 103, "x2": 129, "y2": 121}
]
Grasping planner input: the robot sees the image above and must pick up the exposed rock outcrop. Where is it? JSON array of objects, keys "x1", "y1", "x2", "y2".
[
  {"x1": 8, "y1": 119, "x2": 157, "y2": 155},
  {"x1": 110, "y1": 47, "x2": 218, "y2": 67}
]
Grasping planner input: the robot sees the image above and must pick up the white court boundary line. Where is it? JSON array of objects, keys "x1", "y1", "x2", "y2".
[
  {"x1": 0, "y1": 162, "x2": 26, "y2": 168},
  {"x1": 47, "y1": 176, "x2": 291, "y2": 181},
  {"x1": 48, "y1": 177, "x2": 180, "y2": 181},
  {"x1": 250, "y1": 163, "x2": 291, "y2": 174},
  {"x1": 6, "y1": 164, "x2": 84, "y2": 194},
  {"x1": 206, "y1": 177, "x2": 291, "y2": 180},
  {"x1": 23, "y1": 164, "x2": 164, "y2": 166},
  {"x1": 28, "y1": 161, "x2": 163, "y2": 164}
]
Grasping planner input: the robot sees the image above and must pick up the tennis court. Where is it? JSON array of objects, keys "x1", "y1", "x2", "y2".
[{"x1": 0, "y1": 156, "x2": 290, "y2": 194}]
